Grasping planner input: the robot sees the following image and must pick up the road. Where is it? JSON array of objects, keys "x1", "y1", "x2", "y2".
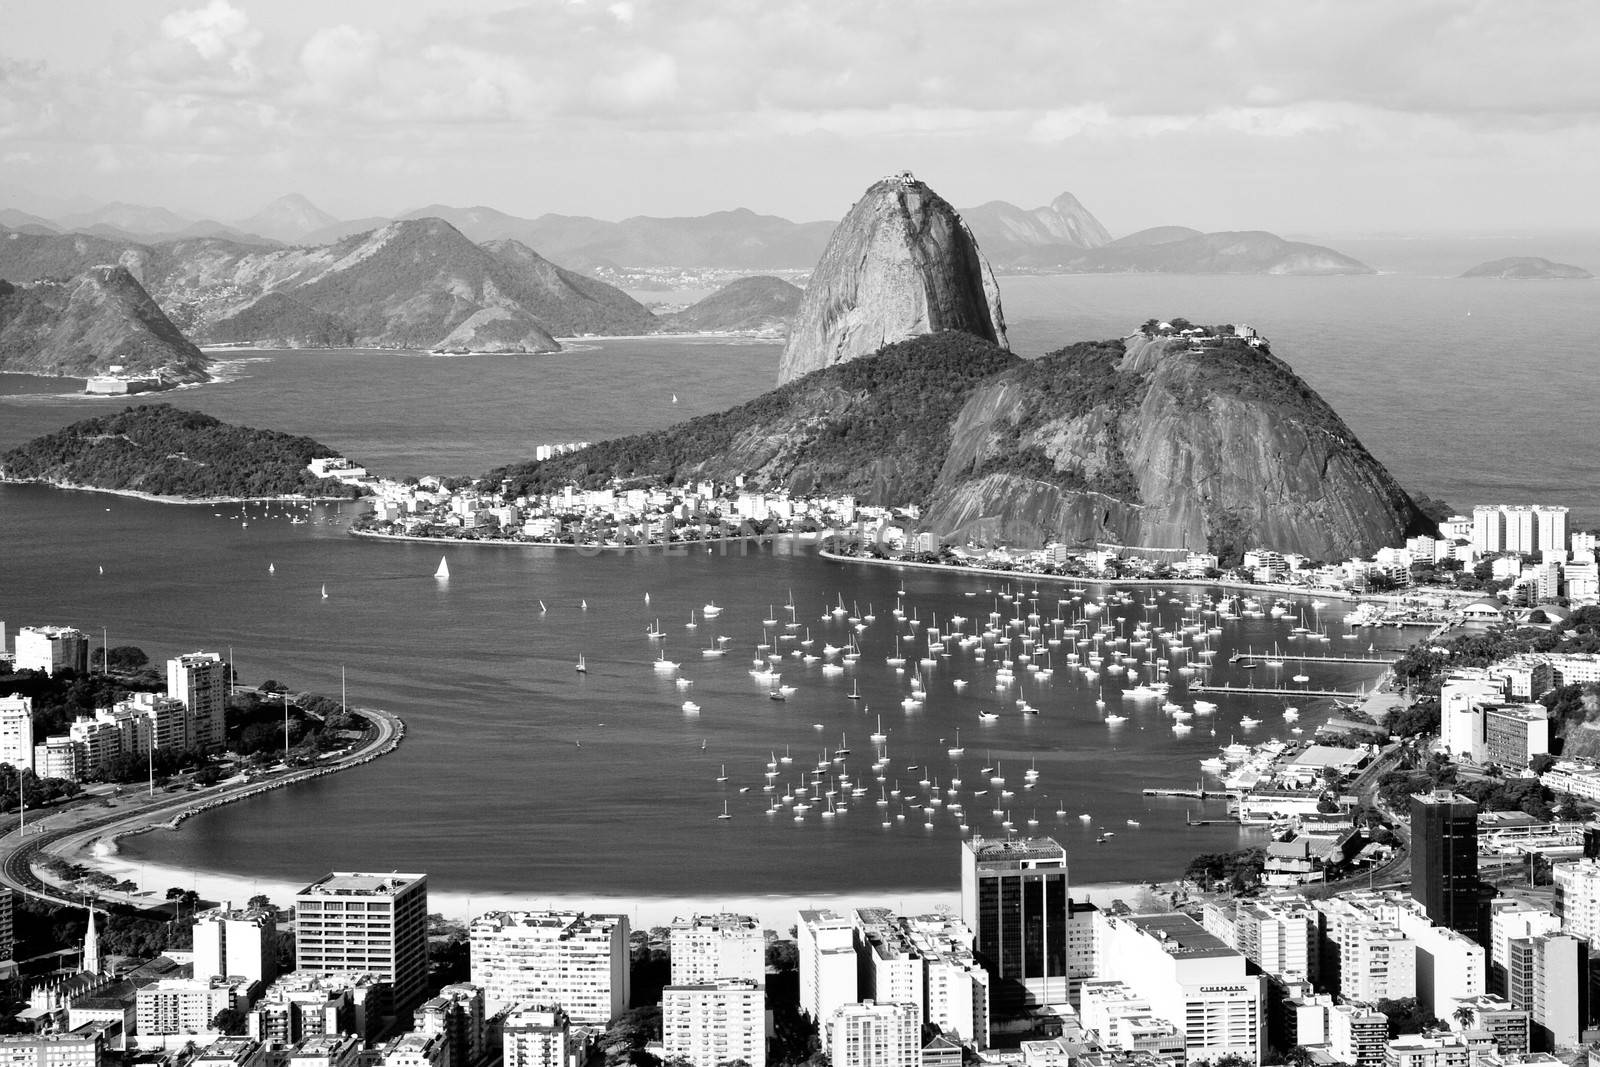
[{"x1": 0, "y1": 706, "x2": 403, "y2": 910}]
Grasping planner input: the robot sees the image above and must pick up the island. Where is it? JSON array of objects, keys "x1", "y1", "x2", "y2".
[
  {"x1": 1459, "y1": 256, "x2": 1593, "y2": 279},
  {"x1": 0, "y1": 403, "x2": 366, "y2": 502}
]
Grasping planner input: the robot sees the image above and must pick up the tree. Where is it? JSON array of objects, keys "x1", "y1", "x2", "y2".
[
  {"x1": 766, "y1": 940, "x2": 799, "y2": 972},
  {"x1": 1452, "y1": 1005, "x2": 1475, "y2": 1029},
  {"x1": 1284, "y1": 1049, "x2": 1315, "y2": 1067},
  {"x1": 210, "y1": 1008, "x2": 247, "y2": 1035}
]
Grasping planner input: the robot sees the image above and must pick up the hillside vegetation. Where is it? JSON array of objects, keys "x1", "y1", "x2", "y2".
[
  {"x1": 490, "y1": 331, "x2": 1022, "y2": 501},
  {"x1": 0, "y1": 404, "x2": 361, "y2": 499}
]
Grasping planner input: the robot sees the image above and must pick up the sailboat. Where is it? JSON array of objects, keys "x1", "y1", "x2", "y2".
[
  {"x1": 575, "y1": 655, "x2": 587, "y2": 674},
  {"x1": 321, "y1": 584, "x2": 328, "y2": 599},
  {"x1": 435, "y1": 556, "x2": 450, "y2": 580},
  {"x1": 717, "y1": 800, "x2": 731, "y2": 820},
  {"x1": 267, "y1": 563, "x2": 274, "y2": 574}
]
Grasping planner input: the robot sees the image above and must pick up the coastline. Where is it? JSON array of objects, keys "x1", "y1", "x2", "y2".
[
  {"x1": 0, "y1": 476, "x2": 357, "y2": 507},
  {"x1": 814, "y1": 548, "x2": 1363, "y2": 603},
  {"x1": 6, "y1": 706, "x2": 405, "y2": 910},
  {"x1": 349, "y1": 525, "x2": 816, "y2": 552}
]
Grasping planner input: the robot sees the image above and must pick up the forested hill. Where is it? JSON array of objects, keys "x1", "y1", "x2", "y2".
[
  {"x1": 488, "y1": 331, "x2": 1023, "y2": 503},
  {"x1": 0, "y1": 404, "x2": 363, "y2": 499}
]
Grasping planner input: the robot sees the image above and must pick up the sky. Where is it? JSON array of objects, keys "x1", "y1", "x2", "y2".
[{"x1": 1, "y1": 0, "x2": 1597, "y2": 236}]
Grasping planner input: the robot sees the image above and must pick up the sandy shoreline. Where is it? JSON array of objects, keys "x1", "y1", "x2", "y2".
[{"x1": 75, "y1": 840, "x2": 1170, "y2": 928}]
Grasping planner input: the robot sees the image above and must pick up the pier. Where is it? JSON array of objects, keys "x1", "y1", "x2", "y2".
[
  {"x1": 1256, "y1": 653, "x2": 1399, "y2": 665},
  {"x1": 1190, "y1": 682, "x2": 1364, "y2": 698},
  {"x1": 1142, "y1": 787, "x2": 1238, "y2": 799}
]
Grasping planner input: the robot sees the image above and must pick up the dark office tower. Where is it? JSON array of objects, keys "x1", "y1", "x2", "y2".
[
  {"x1": 1410, "y1": 790, "x2": 1480, "y2": 938},
  {"x1": 960, "y1": 836, "x2": 1069, "y2": 1015}
]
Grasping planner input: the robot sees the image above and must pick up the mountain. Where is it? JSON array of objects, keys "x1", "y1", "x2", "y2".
[
  {"x1": 1063, "y1": 229, "x2": 1373, "y2": 275},
  {"x1": 778, "y1": 174, "x2": 1007, "y2": 384},
  {"x1": 398, "y1": 204, "x2": 839, "y2": 272},
  {"x1": 237, "y1": 194, "x2": 342, "y2": 244},
  {"x1": 921, "y1": 333, "x2": 1425, "y2": 559},
  {"x1": 480, "y1": 239, "x2": 659, "y2": 335},
  {"x1": 663, "y1": 276, "x2": 803, "y2": 335},
  {"x1": 492, "y1": 332, "x2": 1022, "y2": 501},
  {"x1": 0, "y1": 266, "x2": 209, "y2": 382},
  {"x1": 58, "y1": 202, "x2": 195, "y2": 237},
  {"x1": 490, "y1": 328, "x2": 1424, "y2": 561},
  {"x1": 0, "y1": 209, "x2": 59, "y2": 234},
  {"x1": 299, "y1": 216, "x2": 394, "y2": 247},
  {"x1": 0, "y1": 404, "x2": 357, "y2": 499},
  {"x1": 960, "y1": 192, "x2": 1113, "y2": 268},
  {"x1": 0, "y1": 220, "x2": 656, "y2": 349},
  {"x1": 1460, "y1": 256, "x2": 1593, "y2": 280}
]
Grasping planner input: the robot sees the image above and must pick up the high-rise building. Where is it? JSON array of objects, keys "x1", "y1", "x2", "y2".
[
  {"x1": 0, "y1": 1029, "x2": 109, "y2": 1067},
  {"x1": 901, "y1": 913, "x2": 990, "y2": 1048},
  {"x1": 1233, "y1": 898, "x2": 1318, "y2": 983},
  {"x1": 1410, "y1": 791, "x2": 1480, "y2": 938},
  {"x1": 826, "y1": 1001, "x2": 920, "y2": 1067},
  {"x1": 1100, "y1": 913, "x2": 1264, "y2": 1065},
  {"x1": 0, "y1": 886, "x2": 15, "y2": 962},
  {"x1": 13, "y1": 626, "x2": 89, "y2": 676},
  {"x1": 662, "y1": 979, "x2": 765, "y2": 1067},
  {"x1": 1439, "y1": 676, "x2": 1505, "y2": 761},
  {"x1": 1487, "y1": 902, "x2": 1560, "y2": 997},
  {"x1": 1473, "y1": 507, "x2": 1507, "y2": 555},
  {"x1": 468, "y1": 911, "x2": 630, "y2": 1024},
  {"x1": 854, "y1": 908, "x2": 925, "y2": 1023},
  {"x1": 294, "y1": 873, "x2": 429, "y2": 1021},
  {"x1": 797, "y1": 908, "x2": 857, "y2": 1037},
  {"x1": 1536, "y1": 506, "x2": 1569, "y2": 555},
  {"x1": 416, "y1": 983, "x2": 486, "y2": 1067},
  {"x1": 668, "y1": 913, "x2": 764, "y2": 986},
  {"x1": 960, "y1": 836, "x2": 1070, "y2": 1012},
  {"x1": 1507, "y1": 933, "x2": 1589, "y2": 1050},
  {"x1": 167, "y1": 652, "x2": 228, "y2": 752},
  {"x1": 193, "y1": 905, "x2": 277, "y2": 985},
  {"x1": 502, "y1": 1003, "x2": 570, "y2": 1067},
  {"x1": 0, "y1": 695, "x2": 34, "y2": 774},
  {"x1": 1482, "y1": 704, "x2": 1550, "y2": 767},
  {"x1": 1327, "y1": 1002, "x2": 1388, "y2": 1067},
  {"x1": 1553, "y1": 858, "x2": 1600, "y2": 940}
]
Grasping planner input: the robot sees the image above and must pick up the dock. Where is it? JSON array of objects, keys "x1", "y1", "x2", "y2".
[
  {"x1": 1142, "y1": 787, "x2": 1238, "y2": 799},
  {"x1": 1257, "y1": 653, "x2": 1398, "y2": 665},
  {"x1": 1189, "y1": 682, "x2": 1364, "y2": 699}
]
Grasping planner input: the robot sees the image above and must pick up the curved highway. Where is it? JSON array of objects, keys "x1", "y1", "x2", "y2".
[{"x1": 0, "y1": 706, "x2": 403, "y2": 909}]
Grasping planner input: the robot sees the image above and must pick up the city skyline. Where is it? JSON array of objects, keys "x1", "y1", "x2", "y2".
[{"x1": 1, "y1": 0, "x2": 1597, "y2": 236}]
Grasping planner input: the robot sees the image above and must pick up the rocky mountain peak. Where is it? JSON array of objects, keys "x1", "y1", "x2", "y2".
[{"x1": 777, "y1": 173, "x2": 1008, "y2": 384}]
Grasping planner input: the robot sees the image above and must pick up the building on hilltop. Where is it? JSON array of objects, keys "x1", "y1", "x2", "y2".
[{"x1": 294, "y1": 872, "x2": 429, "y2": 1023}]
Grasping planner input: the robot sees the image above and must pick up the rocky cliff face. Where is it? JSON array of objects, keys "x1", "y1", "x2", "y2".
[
  {"x1": 922, "y1": 334, "x2": 1425, "y2": 560},
  {"x1": 777, "y1": 176, "x2": 1007, "y2": 384},
  {"x1": 0, "y1": 266, "x2": 209, "y2": 382}
]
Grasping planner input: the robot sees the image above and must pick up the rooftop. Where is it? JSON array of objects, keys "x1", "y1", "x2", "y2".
[
  {"x1": 967, "y1": 835, "x2": 1066, "y2": 865},
  {"x1": 1118, "y1": 914, "x2": 1237, "y2": 959},
  {"x1": 298, "y1": 872, "x2": 426, "y2": 897}
]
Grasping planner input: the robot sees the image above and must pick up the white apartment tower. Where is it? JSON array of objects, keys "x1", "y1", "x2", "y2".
[
  {"x1": 294, "y1": 872, "x2": 429, "y2": 1020},
  {"x1": 14, "y1": 626, "x2": 89, "y2": 676},
  {"x1": 826, "y1": 1001, "x2": 921, "y2": 1067},
  {"x1": 501, "y1": 1003, "x2": 571, "y2": 1067},
  {"x1": 167, "y1": 652, "x2": 228, "y2": 752},
  {"x1": 668, "y1": 913, "x2": 764, "y2": 986},
  {"x1": 661, "y1": 979, "x2": 766, "y2": 1067},
  {"x1": 1100, "y1": 914, "x2": 1264, "y2": 1065},
  {"x1": 0, "y1": 696, "x2": 34, "y2": 774},
  {"x1": 797, "y1": 908, "x2": 857, "y2": 1038},
  {"x1": 468, "y1": 911, "x2": 630, "y2": 1025},
  {"x1": 1552, "y1": 858, "x2": 1600, "y2": 942},
  {"x1": 194, "y1": 904, "x2": 278, "y2": 985}
]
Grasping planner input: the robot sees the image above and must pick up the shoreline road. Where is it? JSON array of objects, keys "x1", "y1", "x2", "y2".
[{"x1": 0, "y1": 706, "x2": 404, "y2": 910}]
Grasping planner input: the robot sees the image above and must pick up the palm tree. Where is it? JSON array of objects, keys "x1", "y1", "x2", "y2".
[
  {"x1": 1452, "y1": 1005, "x2": 1475, "y2": 1030},
  {"x1": 1285, "y1": 1046, "x2": 1315, "y2": 1067}
]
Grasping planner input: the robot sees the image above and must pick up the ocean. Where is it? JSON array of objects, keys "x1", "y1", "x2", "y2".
[{"x1": 1, "y1": 258, "x2": 1595, "y2": 912}]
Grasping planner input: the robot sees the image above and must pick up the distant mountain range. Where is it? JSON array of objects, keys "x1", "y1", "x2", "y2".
[
  {"x1": 1, "y1": 191, "x2": 1370, "y2": 275},
  {"x1": 0, "y1": 219, "x2": 658, "y2": 353}
]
